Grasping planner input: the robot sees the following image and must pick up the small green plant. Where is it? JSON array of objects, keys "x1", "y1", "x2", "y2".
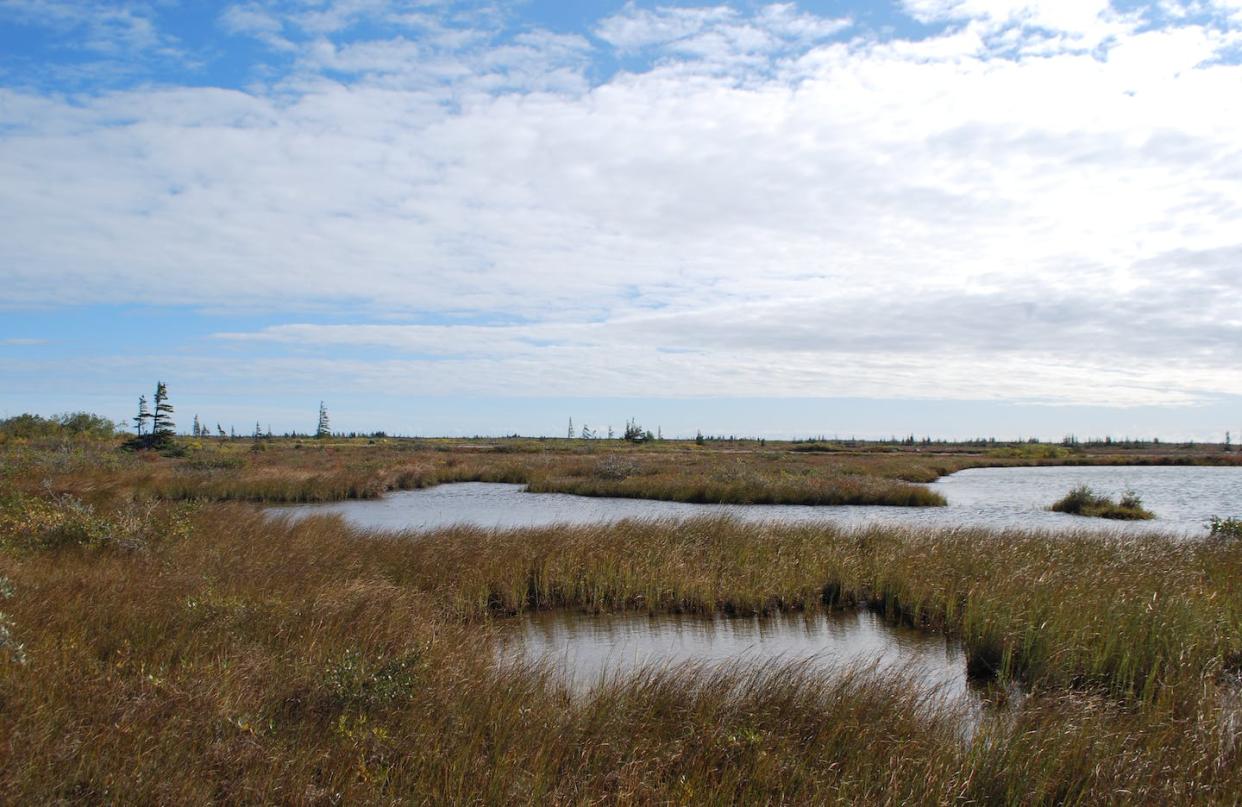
[
  {"x1": 320, "y1": 648, "x2": 424, "y2": 711},
  {"x1": 1051, "y1": 485, "x2": 1154, "y2": 520}
]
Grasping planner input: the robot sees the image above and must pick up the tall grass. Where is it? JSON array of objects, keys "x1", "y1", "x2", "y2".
[
  {"x1": 3, "y1": 440, "x2": 960, "y2": 506},
  {"x1": 3, "y1": 441, "x2": 1241, "y2": 801},
  {"x1": 1, "y1": 503, "x2": 1239, "y2": 802},
  {"x1": 5, "y1": 437, "x2": 1238, "y2": 508}
]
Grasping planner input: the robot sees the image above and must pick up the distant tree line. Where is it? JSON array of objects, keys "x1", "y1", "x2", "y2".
[
  {"x1": 566, "y1": 417, "x2": 662, "y2": 443},
  {"x1": 124, "y1": 387, "x2": 352, "y2": 447}
]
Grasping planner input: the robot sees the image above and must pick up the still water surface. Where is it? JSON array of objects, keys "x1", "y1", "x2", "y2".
[
  {"x1": 284, "y1": 465, "x2": 1242, "y2": 535},
  {"x1": 497, "y1": 609, "x2": 970, "y2": 701},
  {"x1": 278, "y1": 467, "x2": 1241, "y2": 700}
]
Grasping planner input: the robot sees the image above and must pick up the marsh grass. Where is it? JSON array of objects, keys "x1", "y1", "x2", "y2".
[
  {"x1": 1, "y1": 505, "x2": 1240, "y2": 802},
  {"x1": 3, "y1": 440, "x2": 963, "y2": 507},
  {"x1": 3, "y1": 441, "x2": 1242, "y2": 802},
  {"x1": 5, "y1": 437, "x2": 1237, "y2": 510},
  {"x1": 1051, "y1": 485, "x2": 1155, "y2": 520}
]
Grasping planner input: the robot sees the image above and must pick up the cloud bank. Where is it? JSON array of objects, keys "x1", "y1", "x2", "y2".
[{"x1": 2, "y1": 0, "x2": 1241, "y2": 407}]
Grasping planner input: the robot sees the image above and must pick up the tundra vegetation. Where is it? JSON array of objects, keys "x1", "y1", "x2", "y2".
[
  {"x1": 1, "y1": 426, "x2": 1240, "y2": 802},
  {"x1": 1050, "y1": 485, "x2": 1156, "y2": 521}
]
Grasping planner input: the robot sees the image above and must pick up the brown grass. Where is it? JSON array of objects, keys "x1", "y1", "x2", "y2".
[
  {"x1": 1, "y1": 494, "x2": 1240, "y2": 802},
  {"x1": 2, "y1": 440, "x2": 1241, "y2": 802}
]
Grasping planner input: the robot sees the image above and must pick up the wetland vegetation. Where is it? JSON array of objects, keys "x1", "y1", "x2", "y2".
[
  {"x1": 1050, "y1": 485, "x2": 1156, "y2": 520},
  {"x1": 1, "y1": 429, "x2": 1241, "y2": 802}
]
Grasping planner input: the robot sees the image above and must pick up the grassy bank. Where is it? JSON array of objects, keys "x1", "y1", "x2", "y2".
[
  {"x1": 1, "y1": 500, "x2": 1240, "y2": 801},
  {"x1": 7, "y1": 436, "x2": 1237, "y2": 510},
  {"x1": 0, "y1": 439, "x2": 960, "y2": 507}
]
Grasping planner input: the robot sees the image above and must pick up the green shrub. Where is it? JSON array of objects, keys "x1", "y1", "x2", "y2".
[
  {"x1": 1207, "y1": 516, "x2": 1242, "y2": 541},
  {"x1": 1050, "y1": 485, "x2": 1154, "y2": 520},
  {"x1": 0, "y1": 412, "x2": 120, "y2": 442}
]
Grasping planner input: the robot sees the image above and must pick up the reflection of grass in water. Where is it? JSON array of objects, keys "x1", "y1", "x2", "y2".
[
  {"x1": 2, "y1": 442, "x2": 1242, "y2": 801},
  {"x1": 1051, "y1": 485, "x2": 1155, "y2": 520}
]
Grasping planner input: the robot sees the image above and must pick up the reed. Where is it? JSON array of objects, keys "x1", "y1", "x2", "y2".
[
  {"x1": 1, "y1": 503, "x2": 1239, "y2": 803},
  {"x1": 3, "y1": 439, "x2": 1241, "y2": 803},
  {"x1": 3, "y1": 439, "x2": 963, "y2": 506},
  {"x1": 5, "y1": 437, "x2": 1236, "y2": 508}
]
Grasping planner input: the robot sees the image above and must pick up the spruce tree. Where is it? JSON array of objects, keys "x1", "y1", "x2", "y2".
[
  {"x1": 150, "y1": 382, "x2": 175, "y2": 446},
  {"x1": 192, "y1": 415, "x2": 202, "y2": 438},
  {"x1": 133, "y1": 395, "x2": 150, "y2": 436},
  {"x1": 316, "y1": 402, "x2": 331, "y2": 439}
]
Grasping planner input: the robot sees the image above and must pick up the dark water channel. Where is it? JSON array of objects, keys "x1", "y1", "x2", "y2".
[{"x1": 283, "y1": 465, "x2": 1242, "y2": 535}]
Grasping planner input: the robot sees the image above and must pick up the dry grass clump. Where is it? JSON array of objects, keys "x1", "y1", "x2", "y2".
[{"x1": 2, "y1": 505, "x2": 1240, "y2": 803}]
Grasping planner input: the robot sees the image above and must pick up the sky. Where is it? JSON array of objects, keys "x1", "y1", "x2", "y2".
[{"x1": 2, "y1": 0, "x2": 1241, "y2": 440}]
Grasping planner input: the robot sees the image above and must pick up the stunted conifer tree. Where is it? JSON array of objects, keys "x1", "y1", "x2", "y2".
[
  {"x1": 151, "y1": 382, "x2": 175, "y2": 444},
  {"x1": 133, "y1": 395, "x2": 150, "y2": 436},
  {"x1": 316, "y1": 402, "x2": 331, "y2": 439}
]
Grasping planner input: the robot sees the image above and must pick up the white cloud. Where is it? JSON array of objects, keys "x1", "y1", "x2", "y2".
[
  {"x1": 595, "y1": 4, "x2": 739, "y2": 51},
  {"x1": 3, "y1": 2, "x2": 1242, "y2": 406},
  {"x1": 900, "y1": 0, "x2": 1139, "y2": 52},
  {"x1": 0, "y1": 0, "x2": 170, "y2": 54},
  {"x1": 220, "y1": 3, "x2": 296, "y2": 51},
  {"x1": 594, "y1": 2, "x2": 850, "y2": 67}
]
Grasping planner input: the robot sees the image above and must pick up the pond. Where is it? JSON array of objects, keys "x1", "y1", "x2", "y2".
[
  {"x1": 495, "y1": 608, "x2": 971, "y2": 701},
  {"x1": 280, "y1": 465, "x2": 1242, "y2": 535}
]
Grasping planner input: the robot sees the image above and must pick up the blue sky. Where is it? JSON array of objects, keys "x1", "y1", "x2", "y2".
[{"x1": 2, "y1": 0, "x2": 1241, "y2": 439}]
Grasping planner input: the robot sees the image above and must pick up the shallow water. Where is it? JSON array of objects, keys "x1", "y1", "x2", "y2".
[
  {"x1": 496, "y1": 609, "x2": 969, "y2": 701},
  {"x1": 281, "y1": 465, "x2": 1242, "y2": 535}
]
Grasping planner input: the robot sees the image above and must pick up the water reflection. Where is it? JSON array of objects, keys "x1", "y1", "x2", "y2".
[
  {"x1": 282, "y1": 465, "x2": 1242, "y2": 535},
  {"x1": 497, "y1": 609, "x2": 968, "y2": 700}
]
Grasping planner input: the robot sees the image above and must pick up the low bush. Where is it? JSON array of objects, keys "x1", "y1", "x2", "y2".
[
  {"x1": 1207, "y1": 515, "x2": 1242, "y2": 541},
  {"x1": 1050, "y1": 485, "x2": 1154, "y2": 520}
]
